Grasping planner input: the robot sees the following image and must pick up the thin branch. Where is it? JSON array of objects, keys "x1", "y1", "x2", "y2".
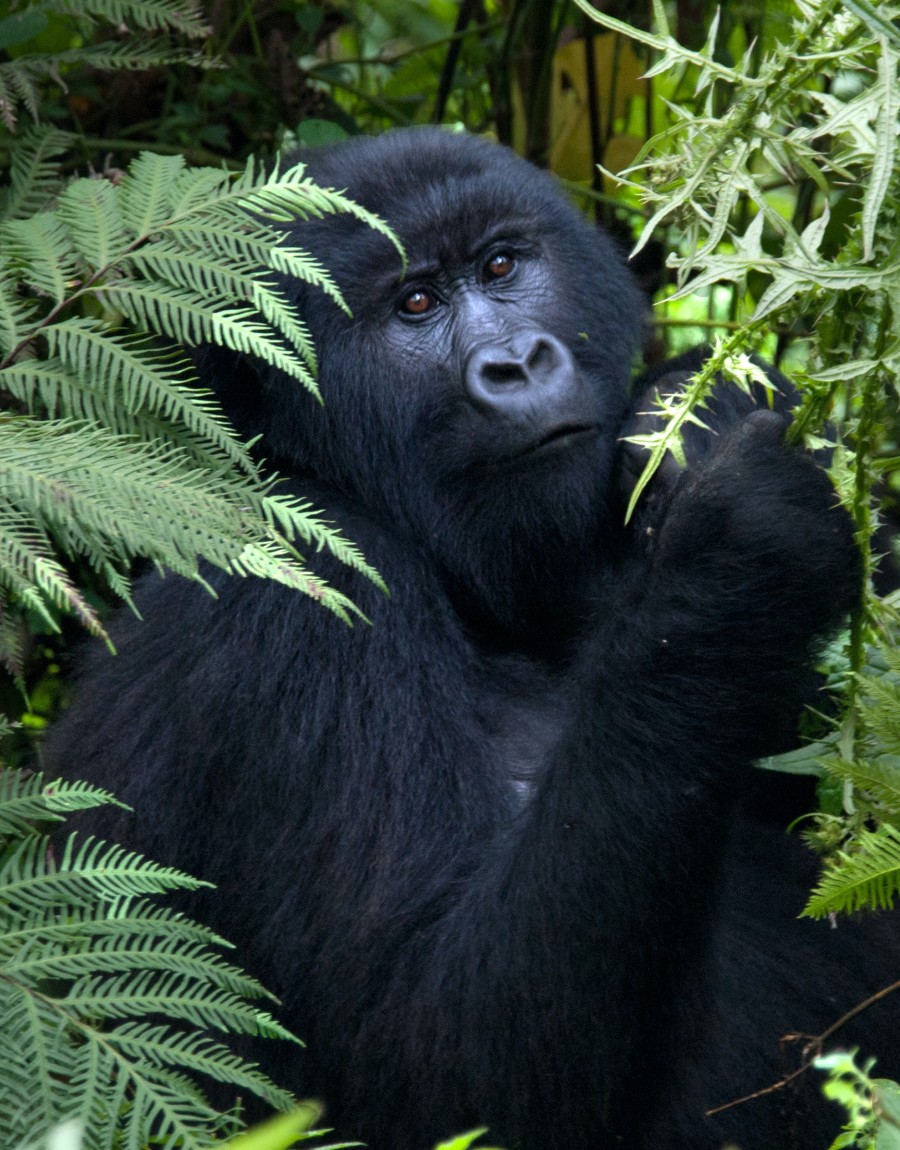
[{"x1": 707, "y1": 979, "x2": 900, "y2": 1117}]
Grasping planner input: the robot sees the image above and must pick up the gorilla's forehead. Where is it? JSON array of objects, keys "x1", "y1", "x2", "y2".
[
  {"x1": 298, "y1": 128, "x2": 578, "y2": 275},
  {"x1": 393, "y1": 178, "x2": 544, "y2": 268}
]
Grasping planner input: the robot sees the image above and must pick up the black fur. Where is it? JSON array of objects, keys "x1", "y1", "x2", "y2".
[{"x1": 50, "y1": 128, "x2": 897, "y2": 1150}]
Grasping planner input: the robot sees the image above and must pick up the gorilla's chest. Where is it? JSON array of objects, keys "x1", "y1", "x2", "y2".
[{"x1": 475, "y1": 654, "x2": 571, "y2": 798}]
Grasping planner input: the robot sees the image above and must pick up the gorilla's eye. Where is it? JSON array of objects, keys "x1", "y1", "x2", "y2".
[
  {"x1": 399, "y1": 287, "x2": 438, "y2": 317},
  {"x1": 483, "y1": 253, "x2": 516, "y2": 281}
]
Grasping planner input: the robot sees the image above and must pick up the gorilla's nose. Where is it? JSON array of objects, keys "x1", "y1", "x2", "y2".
[{"x1": 464, "y1": 331, "x2": 577, "y2": 412}]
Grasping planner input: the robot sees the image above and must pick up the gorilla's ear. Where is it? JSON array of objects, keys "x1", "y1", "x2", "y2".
[{"x1": 191, "y1": 345, "x2": 265, "y2": 437}]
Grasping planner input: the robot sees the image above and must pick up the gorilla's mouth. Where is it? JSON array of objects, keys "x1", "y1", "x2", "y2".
[{"x1": 524, "y1": 423, "x2": 599, "y2": 456}]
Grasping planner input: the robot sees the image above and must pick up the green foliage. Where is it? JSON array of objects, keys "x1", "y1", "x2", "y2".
[
  {"x1": 817, "y1": 1050, "x2": 900, "y2": 1149},
  {"x1": 804, "y1": 823, "x2": 900, "y2": 916},
  {"x1": 0, "y1": 140, "x2": 399, "y2": 671},
  {"x1": 0, "y1": 761, "x2": 300, "y2": 1149},
  {"x1": 577, "y1": 0, "x2": 900, "y2": 917},
  {"x1": 223, "y1": 1106, "x2": 354, "y2": 1150},
  {"x1": 577, "y1": 0, "x2": 900, "y2": 518},
  {"x1": 0, "y1": 10, "x2": 411, "y2": 1147},
  {"x1": 300, "y1": 1, "x2": 501, "y2": 134},
  {"x1": 799, "y1": 644, "x2": 900, "y2": 915},
  {"x1": 432, "y1": 1130, "x2": 503, "y2": 1150},
  {"x1": 0, "y1": 0, "x2": 208, "y2": 133}
]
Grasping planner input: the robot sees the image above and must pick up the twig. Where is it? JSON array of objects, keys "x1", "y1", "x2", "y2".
[{"x1": 706, "y1": 979, "x2": 900, "y2": 1117}]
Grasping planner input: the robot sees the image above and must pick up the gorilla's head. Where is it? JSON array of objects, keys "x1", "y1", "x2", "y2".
[{"x1": 213, "y1": 128, "x2": 646, "y2": 626}]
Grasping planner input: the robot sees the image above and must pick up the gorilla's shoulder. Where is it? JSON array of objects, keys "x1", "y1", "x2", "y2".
[{"x1": 97, "y1": 485, "x2": 441, "y2": 673}]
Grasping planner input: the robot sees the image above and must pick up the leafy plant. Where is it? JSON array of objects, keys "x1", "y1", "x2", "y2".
[
  {"x1": 0, "y1": 136, "x2": 399, "y2": 679},
  {"x1": 817, "y1": 1050, "x2": 900, "y2": 1149},
  {"x1": 575, "y1": 0, "x2": 900, "y2": 919},
  {"x1": 0, "y1": 7, "x2": 406, "y2": 1146},
  {"x1": 223, "y1": 1106, "x2": 355, "y2": 1150},
  {"x1": 0, "y1": 746, "x2": 298, "y2": 1148},
  {"x1": 0, "y1": 0, "x2": 209, "y2": 135},
  {"x1": 798, "y1": 643, "x2": 900, "y2": 916}
]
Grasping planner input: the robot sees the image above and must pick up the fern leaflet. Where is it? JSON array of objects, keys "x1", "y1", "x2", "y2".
[
  {"x1": 803, "y1": 823, "x2": 900, "y2": 917},
  {"x1": 0, "y1": 768, "x2": 299, "y2": 1148}
]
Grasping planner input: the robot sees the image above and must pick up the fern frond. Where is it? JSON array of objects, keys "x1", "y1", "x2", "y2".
[
  {"x1": 0, "y1": 416, "x2": 248, "y2": 565},
  {"x1": 0, "y1": 988, "x2": 69, "y2": 1136},
  {"x1": 0, "y1": 771, "x2": 120, "y2": 836},
  {"x1": 231, "y1": 157, "x2": 403, "y2": 259},
  {"x1": 1, "y1": 357, "x2": 247, "y2": 477},
  {"x1": 0, "y1": 46, "x2": 200, "y2": 129},
  {"x1": 56, "y1": 180, "x2": 130, "y2": 272},
  {"x1": 166, "y1": 164, "x2": 235, "y2": 217},
  {"x1": 803, "y1": 824, "x2": 900, "y2": 918},
  {"x1": 0, "y1": 834, "x2": 210, "y2": 921},
  {"x1": 0, "y1": 418, "x2": 366, "y2": 620},
  {"x1": 59, "y1": 970, "x2": 292, "y2": 1038},
  {"x1": 117, "y1": 152, "x2": 192, "y2": 236},
  {"x1": 127, "y1": 243, "x2": 318, "y2": 374},
  {"x1": 859, "y1": 677, "x2": 900, "y2": 749},
  {"x1": 109, "y1": 1022, "x2": 292, "y2": 1101},
  {"x1": 0, "y1": 61, "x2": 38, "y2": 129},
  {"x1": 0, "y1": 127, "x2": 72, "y2": 222},
  {"x1": 228, "y1": 539, "x2": 361, "y2": 623},
  {"x1": 55, "y1": 0, "x2": 209, "y2": 36},
  {"x1": 0, "y1": 271, "x2": 39, "y2": 355},
  {"x1": 103, "y1": 281, "x2": 320, "y2": 392},
  {"x1": 260, "y1": 492, "x2": 388, "y2": 594},
  {"x1": 0, "y1": 909, "x2": 264, "y2": 997},
  {"x1": 0, "y1": 150, "x2": 395, "y2": 631},
  {"x1": 820, "y1": 754, "x2": 900, "y2": 812},
  {"x1": 1, "y1": 212, "x2": 80, "y2": 305},
  {"x1": 41, "y1": 320, "x2": 250, "y2": 471},
  {"x1": 0, "y1": 763, "x2": 300, "y2": 1147},
  {"x1": 165, "y1": 221, "x2": 348, "y2": 313},
  {"x1": 0, "y1": 506, "x2": 103, "y2": 635},
  {"x1": 56, "y1": 42, "x2": 206, "y2": 73}
]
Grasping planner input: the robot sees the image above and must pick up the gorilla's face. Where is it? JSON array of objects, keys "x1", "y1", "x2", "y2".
[
  {"x1": 380, "y1": 228, "x2": 601, "y2": 471},
  {"x1": 242, "y1": 129, "x2": 645, "y2": 620}
]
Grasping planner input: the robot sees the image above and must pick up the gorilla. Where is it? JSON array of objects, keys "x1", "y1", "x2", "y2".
[{"x1": 51, "y1": 128, "x2": 898, "y2": 1150}]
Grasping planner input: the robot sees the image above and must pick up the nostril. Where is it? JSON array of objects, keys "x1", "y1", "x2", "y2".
[
  {"x1": 464, "y1": 332, "x2": 576, "y2": 409},
  {"x1": 482, "y1": 360, "x2": 527, "y2": 387},
  {"x1": 475, "y1": 337, "x2": 559, "y2": 390},
  {"x1": 526, "y1": 339, "x2": 558, "y2": 375}
]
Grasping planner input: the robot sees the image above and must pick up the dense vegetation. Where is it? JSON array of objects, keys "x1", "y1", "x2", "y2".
[{"x1": 0, "y1": 1, "x2": 898, "y2": 1146}]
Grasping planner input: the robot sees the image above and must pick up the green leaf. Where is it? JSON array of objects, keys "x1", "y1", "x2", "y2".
[
  {"x1": 433, "y1": 1131, "x2": 503, "y2": 1150},
  {"x1": 840, "y1": 0, "x2": 900, "y2": 47},
  {"x1": 0, "y1": 771, "x2": 120, "y2": 836},
  {"x1": 117, "y1": 151, "x2": 186, "y2": 237},
  {"x1": 1, "y1": 213, "x2": 79, "y2": 305},
  {"x1": 0, "y1": 764, "x2": 301, "y2": 1147},
  {"x1": 0, "y1": 127, "x2": 72, "y2": 222},
  {"x1": 0, "y1": 7, "x2": 48, "y2": 52},
  {"x1": 803, "y1": 824, "x2": 900, "y2": 917},
  {"x1": 862, "y1": 42, "x2": 899, "y2": 261},
  {"x1": 224, "y1": 1107, "x2": 328, "y2": 1150}
]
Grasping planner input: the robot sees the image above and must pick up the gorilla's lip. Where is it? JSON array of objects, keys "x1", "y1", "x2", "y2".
[{"x1": 521, "y1": 423, "x2": 600, "y2": 457}]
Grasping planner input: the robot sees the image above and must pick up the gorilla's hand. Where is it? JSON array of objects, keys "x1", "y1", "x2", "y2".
[
  {"x1": 653, "y1": 409, "x2": 857, "y2": 633},
  {"x1": 617, "y1": 355, "x2": 799, "y2": 514}
]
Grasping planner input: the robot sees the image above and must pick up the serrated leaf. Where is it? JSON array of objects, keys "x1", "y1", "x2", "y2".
[
  {"x1": 863, "y1": 41, "x2": 898, "y2": 261},
  {"x1": 56, "y1": 179, "x2": 129, "y2": 271},
  {"x1": 117, "y1": 151, "x2": 185, "y2": 238},
  {"x1": 803, "y1": 824, "x2": 900, "y2": 917}
]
